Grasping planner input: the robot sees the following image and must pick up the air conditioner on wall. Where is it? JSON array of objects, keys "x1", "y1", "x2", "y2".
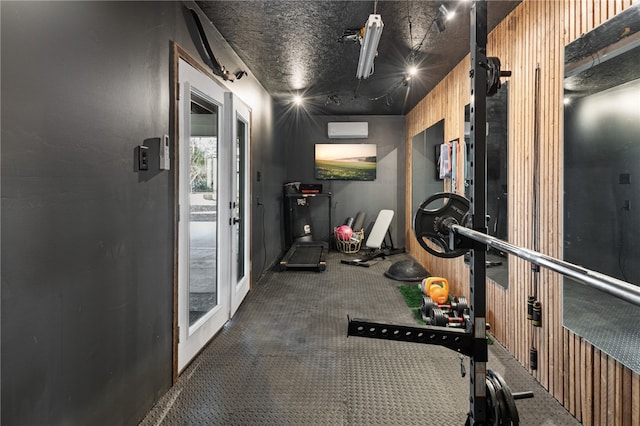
[{"x1": 327, "y1": 122, "x2": 369, "y2": 139}]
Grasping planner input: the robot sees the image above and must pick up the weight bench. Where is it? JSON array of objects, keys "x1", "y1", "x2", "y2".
[{"x1": 341, "y1": 209, "x2": 404, "y2": 267}]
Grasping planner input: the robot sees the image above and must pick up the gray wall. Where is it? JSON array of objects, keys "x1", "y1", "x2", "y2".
[
  {"x1": 1, "y1": 2, "x2": 281, "y2": 425},
  {"x1": 276, "y1": 113, "x2": 406, "y2": 248}
]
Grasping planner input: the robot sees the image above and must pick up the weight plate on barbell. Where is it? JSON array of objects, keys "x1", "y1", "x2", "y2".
[
  {"x1": 486, "y1": 57, "x2": 503, "y2": 96},
  {"x1": 413, "y1": 192, "x2": 471, "y2": 258}
]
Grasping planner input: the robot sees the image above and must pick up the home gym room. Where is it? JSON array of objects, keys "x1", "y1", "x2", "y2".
[{"x1": 2, "y1": 1, "x2": 639, "y2": 425}]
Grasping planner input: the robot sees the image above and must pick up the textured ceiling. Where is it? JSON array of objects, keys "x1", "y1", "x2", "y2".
[
  {"x1": 564, "y1": 4, "x2": 640, "y2": 99},
  {"x1": 197, "y1": 1, "x2": 520, "y2": 115}
]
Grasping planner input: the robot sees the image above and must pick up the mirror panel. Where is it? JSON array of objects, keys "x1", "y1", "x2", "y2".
[
  {"x1": 412, "y1": 119, "x2": 445, "y2": 219},
  {"x1": 464, "y1": 82, "x2": 509, "y2": 288},
  {"x1": 563, "y1": 4, "x2": 640, "y2": 374}
]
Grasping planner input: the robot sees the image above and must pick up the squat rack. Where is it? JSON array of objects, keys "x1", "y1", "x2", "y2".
[
  {"x1": 348, "y1": 1, "x2": 640, "y2": 424},
  {"x1": 348, "y1": 2, "x2": 514, "y2": 424}
]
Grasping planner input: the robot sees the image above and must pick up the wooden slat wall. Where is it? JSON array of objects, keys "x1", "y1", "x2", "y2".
[{"x1": 405, "y1": 1, "x2": 639, "y2": 424}]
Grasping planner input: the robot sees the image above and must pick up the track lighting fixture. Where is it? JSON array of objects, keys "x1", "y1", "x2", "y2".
[
  {"x1": 434, "y1": 4, "x2": 452, "y2": 33},
  {"x1": 438, "y1": 5, "x2": 450, "y2": 19},
  {"x1": 356, "y1": 14, "x2": 384, "y2": 79}
]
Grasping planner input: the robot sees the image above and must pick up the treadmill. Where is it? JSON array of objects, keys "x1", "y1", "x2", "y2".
[{"x1": 279, "y1": 184, "x2": 331, "y2": 272}]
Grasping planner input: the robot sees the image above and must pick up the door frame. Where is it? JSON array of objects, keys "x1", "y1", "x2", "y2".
[
  {"x1": 171, "y1": 44, "x2": 235, "y2": 380},
  {"x1": 224, "y1": 93, "x2": 252, "y2": 316},
  {"x1": 176, "y1": 57, "x2": 230, "y2": 373}
]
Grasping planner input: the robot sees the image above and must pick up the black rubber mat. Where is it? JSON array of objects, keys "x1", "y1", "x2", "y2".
[
  {"x1": 564, "y1": 277, "x2": 640, "y2": 374},
  {"x1": 140, "y1": 252, "x2": 580, "y2": 425},
  {"x1": 289, "y1": 245, "x2": 323, "y2": 265}
]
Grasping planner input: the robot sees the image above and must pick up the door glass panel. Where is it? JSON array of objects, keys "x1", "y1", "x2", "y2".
[
  {"x1": 189, "y1": 94, "x2": 218, "y2": 326},
  {"x1": 235, "y1": 118, "x2": 246, "y2": 282}
]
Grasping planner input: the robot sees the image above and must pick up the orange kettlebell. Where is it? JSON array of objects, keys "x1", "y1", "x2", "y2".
[
  {"x1": 430, "y1": 286, "x2": 449, "y2": 304},
  {"x1": 421, "y1": 277, "x2": 450, "y2": 304}
]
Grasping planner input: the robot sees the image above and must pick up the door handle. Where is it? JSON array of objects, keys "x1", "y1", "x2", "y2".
[{"x1": 232, "y1": 217, "x2": 241, "y2": 225}]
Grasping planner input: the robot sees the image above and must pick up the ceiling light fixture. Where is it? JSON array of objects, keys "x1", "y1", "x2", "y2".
[
  {"x1": 434, "y1": 4, "x2": 452, "y2": 33},
  {"x1": 439, "y1": 5, "x2": 451, "y2": 19},
  {"x1": 356, "y1": 14, "x2": 384, "y2": 79},
  {"x1": 293, "y1": 95, "x2": 303, "y2": 106}
]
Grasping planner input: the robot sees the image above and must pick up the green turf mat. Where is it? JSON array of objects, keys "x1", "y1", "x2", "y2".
[{"x1": 397, "y1": 284, "x2": 425, "y2": 325}]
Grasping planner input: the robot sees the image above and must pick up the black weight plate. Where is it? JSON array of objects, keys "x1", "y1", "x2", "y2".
[
  {"x1": 488, "y1": 370, "x2": 519, "y2": 425},
  {"x1": 488, "y1": 374, "x2": 508, "y2": 425},
  {"x1": 430, "y1": 308, "x2": 447, "y2": 327},
  {"x1": 501, "y1": 385, "x2": 519, "y2": 425},
  {"x1": 413, "y1": 192, "x2": 471, "y2": 258},
  {"x1": 455, "y1": 296, "x2": 469, "y2": 315},
  {"x1": 486, "y1": 57, "x2": 503, "y2": 96},
  {"x1": 485, "y1": 376, "x2": 501, "y2": 425},
  {"x1": 421, "y1": 296, "x2": 436, "y2": 318}
]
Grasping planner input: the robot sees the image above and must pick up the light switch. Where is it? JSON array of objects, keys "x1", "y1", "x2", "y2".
[
  {"x1": 160, "y1": 135, "x2": 170, "y2": 170},
  {"x1": 138, "y1": 146, "x2": 149, "y2": 171}
]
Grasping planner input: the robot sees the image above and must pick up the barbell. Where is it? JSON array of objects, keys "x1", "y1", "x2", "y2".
[{"x1": 414, "y1": 192, "x2": 640, "y2": 307}]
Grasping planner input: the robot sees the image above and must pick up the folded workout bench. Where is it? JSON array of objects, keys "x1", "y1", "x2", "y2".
[{"x1": 341, "y1": 210, "x2": 404, "y2": 267}]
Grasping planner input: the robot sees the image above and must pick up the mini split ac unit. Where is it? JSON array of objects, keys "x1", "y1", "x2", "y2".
[{"x1": 327, "y1": 122, "x2": 368, "y2": 139}]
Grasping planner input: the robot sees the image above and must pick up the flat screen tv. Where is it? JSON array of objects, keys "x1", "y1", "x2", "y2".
[{"x1": 314, "y1": 143, "x2": 377, "y2": 181}]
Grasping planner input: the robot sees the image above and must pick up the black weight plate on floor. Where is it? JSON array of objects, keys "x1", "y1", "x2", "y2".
[
  {"x1": 488, "y1": 373, "x2": 507, "y2": 425},
  {"x1": 488, "y1": 370, "x2": 519, "y2": 425},
  {"x1": 485, "y1": 376, "x2": 501, "y2": 425}
]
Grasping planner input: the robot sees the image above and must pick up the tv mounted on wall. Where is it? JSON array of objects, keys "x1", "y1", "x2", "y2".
[{"x1": 314, "y1": 144, "x2": 377, "y2": 181}]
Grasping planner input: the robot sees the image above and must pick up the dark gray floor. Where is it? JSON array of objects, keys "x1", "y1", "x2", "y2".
[{"x1": 140, "y1": 252, "x2": 580, "y2": 425}]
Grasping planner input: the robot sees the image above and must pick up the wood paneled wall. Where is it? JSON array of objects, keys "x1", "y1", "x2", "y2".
[{"x1": 405, "y1": 1, "x2": 640, "y2": 424}]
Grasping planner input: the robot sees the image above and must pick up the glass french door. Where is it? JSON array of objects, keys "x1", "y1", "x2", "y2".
[
  {"x1": 177, "y1": 59, "x2": 230, "y2": 372},
  {"x1": 225, "y1": 94, "x2": 251, "y2": 316}
]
